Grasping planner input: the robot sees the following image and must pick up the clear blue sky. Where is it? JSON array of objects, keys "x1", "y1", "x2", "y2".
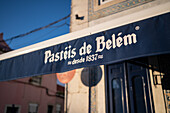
[
  {"x1": 0, "y1": 0, "x2": 71, "y2": 86},
  {"x1": 0, "y1": 0, "x2": 71, "y2": 50}
]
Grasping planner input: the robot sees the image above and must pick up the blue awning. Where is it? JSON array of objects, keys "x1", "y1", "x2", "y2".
[{"x1": 0, "y1": 12, "x2": 170, "y2": 81}]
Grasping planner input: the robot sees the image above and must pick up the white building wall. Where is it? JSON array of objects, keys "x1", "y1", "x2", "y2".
[
  {"x1": 66, "y1": 68, "x2": 88, "y2": 113},
  {"x1": 89, "y1": 0, "x2": 169, "y2": 27},
  {"x1": 67, "y1": 0, "x2": 170, "y2": 113}
]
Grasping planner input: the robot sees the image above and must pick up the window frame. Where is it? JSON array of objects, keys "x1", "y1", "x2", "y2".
[
  {"x1": 99, "y1": 0, "x2": 114, "y2": 5},
  {"x1": 56, "y1": 104, "x2": 61, "y2": 113},
  {"x1": 29, "y1": 75, "x2": 42, "y2": 86},
  {"x1": 94, "y1": 0, "x2": 126, "y2": 11},
  {"x1": 28, "y1": 103, "x2": 38, "y2": 113},
  {"x1": 4, "y1": 104, "x2": 21, "y2": 113},
  {"x1": 47, "y1": 105, "x2": 53, "y2": 113}
]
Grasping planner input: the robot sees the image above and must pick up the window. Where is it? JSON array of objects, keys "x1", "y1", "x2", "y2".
[
  {"x1": 90, "y1": 0, "x2": 153, "y2": 21},
  {"x1": 47, "y1": 105, "x2": 53, "y2": 113},
  {"x1": 112, "y1": 78, "x2": 124, "y2": 113},
  {"x1": 132, "y1": 76, "x2": 147, "y2": 113},
  {"x1": 29, "y1": 76, "x2": 42, "y2": 85},
  {"x1": 5, "y1": 104, "x2": 20, "y2": 113},
  {"x1": 28, "y1": 103, "x2": 38, "y2": 113},
  {"x1": 56, "y1": 104, "x2": 61, "y2": 113},
  {"x1": 99, "y1": 0, "x2": 113, "y2": 5},
  {"x1": 93, "y1": 0, "x2": 126, "y2": 12}
]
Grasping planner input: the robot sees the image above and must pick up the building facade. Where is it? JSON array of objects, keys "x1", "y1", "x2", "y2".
[
  {"x1": 0, "y1": 1, "x2": 169, "y2": 113},
  {"x1": 0, "y1": 34, "x2": 64, "y2": 113},
  {"x1": 66, "y1": 0, "x2": 170, "y2": 113},
  {"x1": 0, "y1": 74, "x2": 64, "y2": 113}
]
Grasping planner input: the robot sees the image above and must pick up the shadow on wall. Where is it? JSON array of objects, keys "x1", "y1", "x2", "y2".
[{"x1": 81, "y1": 66, "x2": 102, "y2": 87}]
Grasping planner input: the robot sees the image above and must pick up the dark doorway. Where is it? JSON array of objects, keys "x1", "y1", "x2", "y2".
[{"x1": 106, "y1": 61, "x2": 154, "y2": 113}]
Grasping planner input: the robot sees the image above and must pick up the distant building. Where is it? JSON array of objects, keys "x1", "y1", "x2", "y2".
[
  {"x1": 0, "y1": 33, "x2": 64, "y2": 113},
  {"x1": 0, "y1": 74, "x2": 64, "y2": 113}
]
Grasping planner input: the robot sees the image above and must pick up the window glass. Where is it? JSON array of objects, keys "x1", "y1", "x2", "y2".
[
  {"x1": 29, "y1": 76, "x2": 42, "y2": 86},
  {"x1": 56, "y1": 104, "x2": 61, "y2": 113},
  {"x1": 28, "y1": 103, "x2": 38, "y2": 113},
  {"x1": 112, "y1": 78, "x2": 124, "y2": 113},
  {"x1": 47, "y1": 105, "x2": 53, "y2": 113},
  {"x1": 99, "y1": 0, "x2": 113, "y2": 5},
  {"x1": 132, "y1": 76, "x2": 147, "y2": 113},
  {"x1": 6, "y1": 105, "x2": 20, "y2": 113}
]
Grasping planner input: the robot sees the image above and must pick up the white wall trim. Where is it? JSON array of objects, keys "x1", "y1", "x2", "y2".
[{"x1": 0, "y1": 2, "x2": 169, "y2": 61}]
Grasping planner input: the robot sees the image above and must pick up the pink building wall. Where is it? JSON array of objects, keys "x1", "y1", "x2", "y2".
[{"x1": 0, "y1": 73, "x2": 64, "y2": 113}]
